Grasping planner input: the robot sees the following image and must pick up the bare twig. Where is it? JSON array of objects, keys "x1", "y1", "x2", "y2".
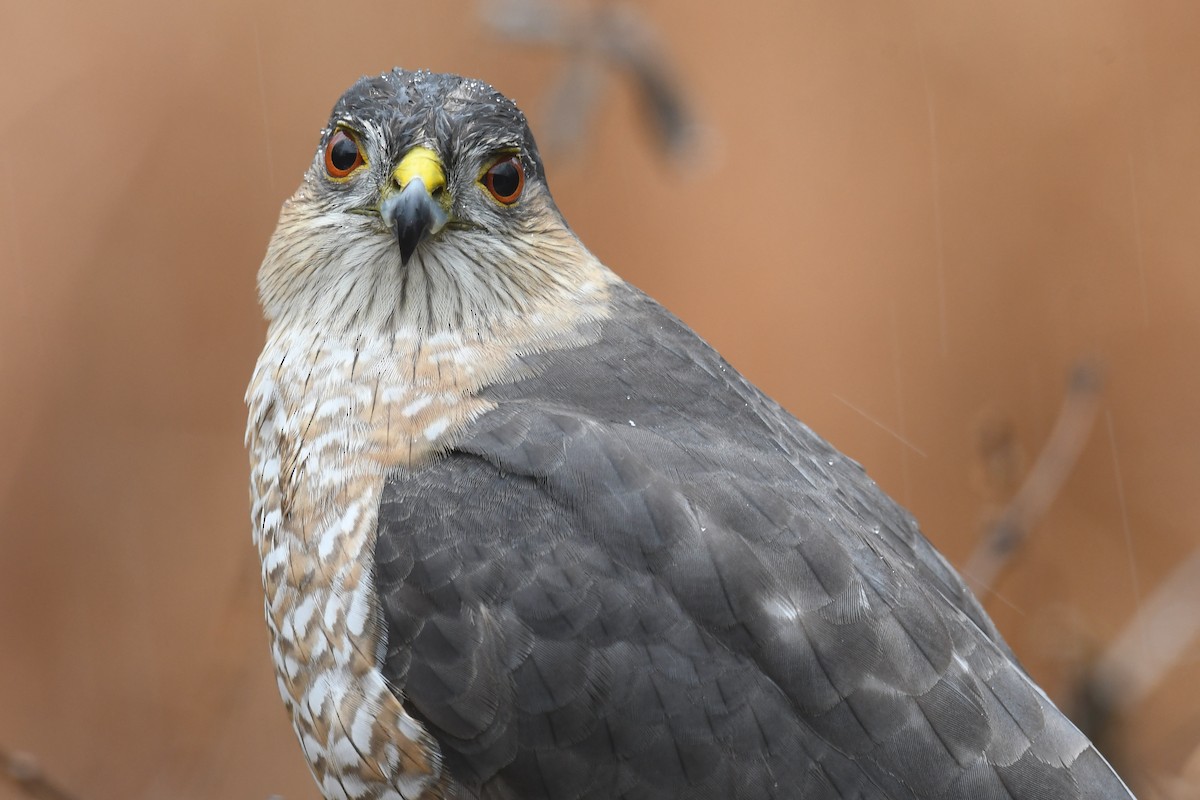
[
  {"x1": 963, "y1": 360, "x2": 1104, "y2": 594},
  {"x1": 1, "y1": 748, "x2": 81, "y2": 800},
  {"x1": 480, "y1": 0, "x2": 702, "y2": 160},
  {"x1": 1088, "y1": 546, "x2": 1200, "y2": 715}
]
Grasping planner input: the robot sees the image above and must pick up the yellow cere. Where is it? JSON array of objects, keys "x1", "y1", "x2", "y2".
[{"x1": 393, "y1": 146, "x2": 446, "y2": 194}]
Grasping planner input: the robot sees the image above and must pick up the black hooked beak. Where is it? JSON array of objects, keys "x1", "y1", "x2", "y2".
[{"x1": 379, "y1": 177, "x2": 449, "y2": 266}]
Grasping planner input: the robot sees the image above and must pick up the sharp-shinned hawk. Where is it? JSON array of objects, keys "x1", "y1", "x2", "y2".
[{"x1": 246, "y1": 69, "x2": 1135, "y2": 800}]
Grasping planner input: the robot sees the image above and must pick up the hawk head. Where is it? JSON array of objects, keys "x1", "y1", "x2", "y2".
[{"x1": 258, "y1": 69, "x2": 598, "y2": 334}]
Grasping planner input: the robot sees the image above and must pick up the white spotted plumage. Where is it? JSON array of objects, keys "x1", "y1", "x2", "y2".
[
  {"x1": 247, "y1": 241, "x2": 611, "y2": 799},
  {"x1": 248, "y1": 69, "x2": 614, "y2": 799},
  {"x1": 247, "y1": 309, "x2": 545, "y2": 798}
]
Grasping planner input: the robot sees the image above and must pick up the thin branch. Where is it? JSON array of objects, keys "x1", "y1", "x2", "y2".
[
  {"x1": 1, "y1": 748, "x2": 81, "y2": 800},
  {"x1": 964, "y1": 360, "x2": 1104, "y2": 595},
  {"x1": 1089, "y1": 546, "x2": 1200, "y2": 715},
  {"x1": 480, "y1": 0, "x2": 702, "y2": 160}
]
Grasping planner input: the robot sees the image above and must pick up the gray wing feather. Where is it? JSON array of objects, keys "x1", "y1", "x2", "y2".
[{"x1": 373, "y1": 284, "x2": 1133, "y2": 799}]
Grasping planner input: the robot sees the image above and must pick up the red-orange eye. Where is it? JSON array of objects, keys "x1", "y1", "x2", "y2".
[
  {"x1": 325, "y1": 129, "x2": 365, "y2": 178},
  {"x1": 482, "y1": 155, "x2": 524, "y2": 204}
]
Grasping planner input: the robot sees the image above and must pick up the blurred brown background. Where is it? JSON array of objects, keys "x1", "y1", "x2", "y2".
[{"x1": 2, "y1": 1, "x2": 1198, "y2": 797}]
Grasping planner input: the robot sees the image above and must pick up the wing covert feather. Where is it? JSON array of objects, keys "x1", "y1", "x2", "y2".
[{"x1": 372, "y1": 284, "x2": 1132, "y2": 799}]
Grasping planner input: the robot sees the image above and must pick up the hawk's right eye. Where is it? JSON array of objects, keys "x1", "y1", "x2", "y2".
[{"x1": 325, "y1": 130, "x2": 365, "y2": 179}]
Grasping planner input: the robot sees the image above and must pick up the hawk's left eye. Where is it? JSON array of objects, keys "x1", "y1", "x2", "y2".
[
  {"x1": 325, "y1": 129, "x2": 365, "y2": 179},
  {"x1": 482, "y1": 155, "x2": 525, "y2": 205}
]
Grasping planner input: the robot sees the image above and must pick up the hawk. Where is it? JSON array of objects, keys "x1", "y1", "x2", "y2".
[{"x1": 246, "y1": 69, "x2": 1134, "y2": 800}]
